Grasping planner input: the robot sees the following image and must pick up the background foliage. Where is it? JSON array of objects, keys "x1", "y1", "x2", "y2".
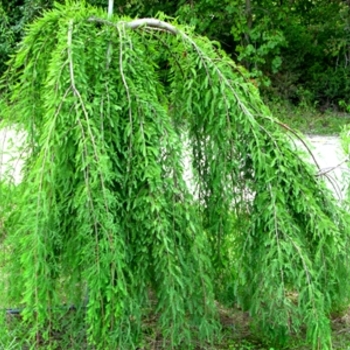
[{"x1": 2, "y1": 0, "x2": 350, "y2": 110}]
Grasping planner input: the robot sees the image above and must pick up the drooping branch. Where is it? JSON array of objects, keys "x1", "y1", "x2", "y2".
[
  {"x1": 317, "y1": 156, "x2": 350, "y2": 176},
  {"x1": 88, "y1": 16, "x2": 179, "y2": 35},
  {"x1": 124, "y1": 18, "x2": 179, "y2": 34},
  {"x1": 2, "y1": 4, "x2": 350, "y2": 349}
]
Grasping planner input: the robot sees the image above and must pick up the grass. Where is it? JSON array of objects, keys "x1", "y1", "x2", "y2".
[{"x1": 267, "y1": 100, "x2": 350, "y2": 135}]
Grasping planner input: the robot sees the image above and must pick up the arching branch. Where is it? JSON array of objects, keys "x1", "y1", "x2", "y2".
[{"x1": 88, "y1": 16, "x2": 179, "y2": 35}]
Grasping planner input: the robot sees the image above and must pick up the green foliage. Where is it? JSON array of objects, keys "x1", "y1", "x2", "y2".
[
  {"x1": 1, "y1": 2, "x2": 350, "y2": 349},
  {"x1": 176, "y1": 0, "x2": 350, "y2": 108},
  {"x1": 1, "y1": 3, "x2": 219, "y2": 348},
  {"x1": 267, "y1": 99, "x2": 350, "y2": 135},
  {"x1": 0, "y1": 0, "x2": 48, "y2": 77},
  {"x1": 0, "y1": 4, "x2": 15, "y2": 75},
  {"x1": 265, "y1": 0, "x2": 350, "y2": 108},
  {"x1": 3, "y1": 0, "x2": 350, "y2": 110}
]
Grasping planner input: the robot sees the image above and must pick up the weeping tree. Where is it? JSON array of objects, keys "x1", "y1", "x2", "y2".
[{"x1": 1, "y1": 1, "x2": 350, "y2": 349}]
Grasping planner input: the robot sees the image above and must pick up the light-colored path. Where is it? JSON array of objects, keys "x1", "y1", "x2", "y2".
[
  {"x1": 0, "y1": 126, "x2": 348, "y2": 197},
  {"x1": 299, "y1": 135, "x2": 348, "y2": 199},
  {"x1": 0, "y1": 127, "x2": 26, "y2": 184}
]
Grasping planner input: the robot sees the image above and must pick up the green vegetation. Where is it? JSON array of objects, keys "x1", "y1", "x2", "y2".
[
  {"x1": 2, "y1": 0, "x2": 350, "y2": 113},
  {"x1": 267, "y1": 100, "x2": 350, "y2": 135},
  {"x1": 1, "y1": 1, "x2": 350, "y2": 349},
  {"x1": 1, "y1": 2, "x2": 350, "y2": 349}
]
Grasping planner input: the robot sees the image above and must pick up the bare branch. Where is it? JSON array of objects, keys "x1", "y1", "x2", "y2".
[
  {"x1": 275, "y1": 120, "x2": 322, "y2": 170},
  {"x1": 88, "y1": 16, "x2": 179, "y2": 35},
  {"x1": 317, "y1": 156, "x2": 350, "y2": 176},
  {"x1": 125, "y1": 18, "x2": 179, "y2": 34}
]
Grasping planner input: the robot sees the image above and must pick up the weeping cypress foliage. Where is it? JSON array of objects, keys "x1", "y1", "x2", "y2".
[{"x1": 1, "y1": 2, "x2": 350, "y2": 349}]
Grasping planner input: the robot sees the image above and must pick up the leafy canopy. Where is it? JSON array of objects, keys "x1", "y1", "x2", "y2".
[{"x1": 1, "y1": 2, "x2": 350, "y2": 349}]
